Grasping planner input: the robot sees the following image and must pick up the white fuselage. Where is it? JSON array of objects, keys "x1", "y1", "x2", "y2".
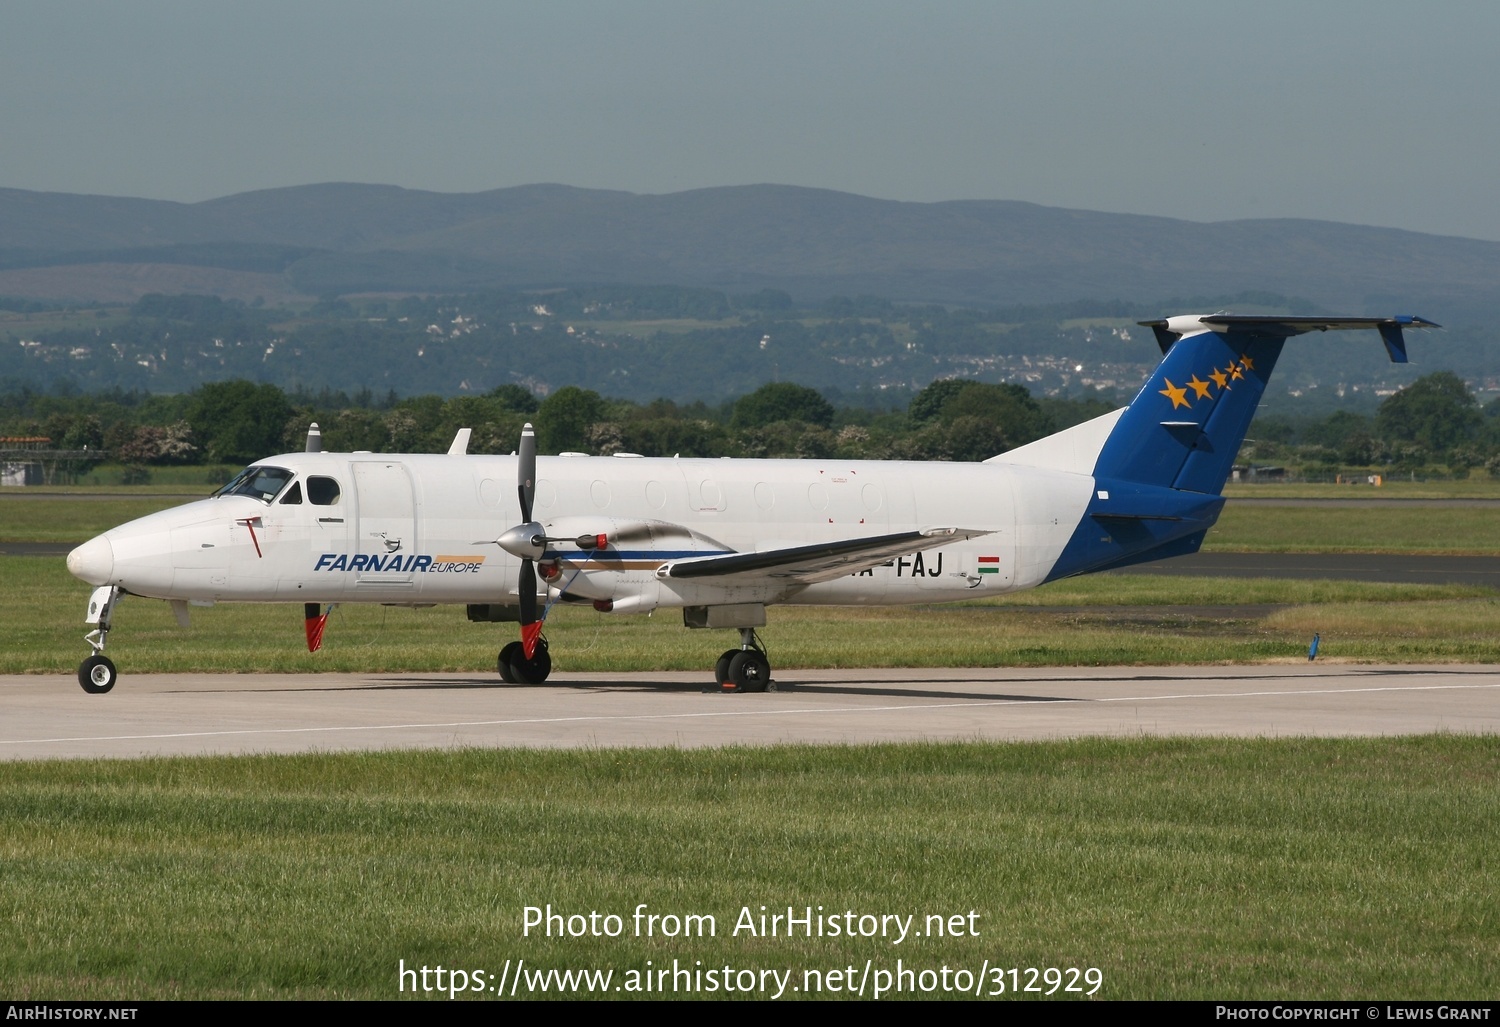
[{"x1": 71, "y1": 451, "x2": 1099, "y2": 613}]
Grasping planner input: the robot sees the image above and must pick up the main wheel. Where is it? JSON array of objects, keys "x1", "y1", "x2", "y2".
[
  {"x1": 78, "y1": 654, "x2": 117, "y2": 694},
  {"x1": 498, "y1": 641, "x2": 523, "y2": 683},
  {"x1": 507, "y1": 638, "x2": 552, "y2": 684},
  {"x1": 726, "y1": 650, "x2": 771, "y2": 693},
  {"x1": 714, "y1": 649, "x2": 739, "y2": 687}
]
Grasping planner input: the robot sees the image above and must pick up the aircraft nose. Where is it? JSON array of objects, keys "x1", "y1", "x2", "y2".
[{"x1": 67, "y1": 534, "x2": 115, "y2": 585}]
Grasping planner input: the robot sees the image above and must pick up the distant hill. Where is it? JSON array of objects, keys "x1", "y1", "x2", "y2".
[{"x1": 2, "y1": 182, "x2": 1498, "y2": 313}]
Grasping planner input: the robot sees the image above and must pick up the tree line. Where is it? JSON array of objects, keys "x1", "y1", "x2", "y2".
[{"x1": 3, "y1": 370, "x2": 1497, "y2": 482}]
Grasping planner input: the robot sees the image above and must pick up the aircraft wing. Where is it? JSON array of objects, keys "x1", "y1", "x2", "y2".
[{"x1": 657, "y1": 527, "x2": 992, "y2": 585}]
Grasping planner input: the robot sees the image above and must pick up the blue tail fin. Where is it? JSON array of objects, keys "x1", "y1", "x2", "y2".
[
  {"x1": 1094, "y1": 314, "x2": 1438, "y2": 495},
  {"x1": 1094, "y1": 329, "x2": 1284, "y2": 494},
  {"x1": 1041, "y1": 313, "x2": 1437, "y2": 581}
]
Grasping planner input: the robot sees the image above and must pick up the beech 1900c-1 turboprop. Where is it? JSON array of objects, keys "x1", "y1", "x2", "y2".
[{"x1": 65, "y1": 314, "x2": 1437, "y2": 694}]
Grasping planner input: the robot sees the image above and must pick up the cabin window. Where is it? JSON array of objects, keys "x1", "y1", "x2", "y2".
[
  {"x1": 307, "y1": 476, "x2": 342, "y2": 506},
  {"x1": 214, "y1": 465, "x2": 294, "y2": 503},
  {"x1": 279, "y1": 481, "x2": 303, "y2": 505}
]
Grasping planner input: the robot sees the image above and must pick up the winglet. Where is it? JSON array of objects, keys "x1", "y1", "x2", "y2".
[
  {"x1": 447, "y1": 428, "x2": 472, "y2": 456},
  {"x1": 1378, "y1": 323, "x2": 1409, "y2": 363},
  {"x1": 1374, "y1": 316, "x2": 1441, "y2": 364}
]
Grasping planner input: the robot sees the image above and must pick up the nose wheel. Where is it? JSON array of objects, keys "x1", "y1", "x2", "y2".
[
  {"x1": 76, "y1": 586, "x2": 123, "y2": 694},
  {"x1": 79, "y1": 654, "x2": 118, "y2": 694}
]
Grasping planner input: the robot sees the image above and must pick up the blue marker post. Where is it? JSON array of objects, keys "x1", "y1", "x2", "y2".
[{"x1": 1308, "y1": 632, "x2": 1320, "y2": 661}]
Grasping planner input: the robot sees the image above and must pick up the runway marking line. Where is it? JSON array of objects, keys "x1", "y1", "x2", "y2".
[{"x1": 3, "y1": 680, "x2": 1498, "y2": 747}]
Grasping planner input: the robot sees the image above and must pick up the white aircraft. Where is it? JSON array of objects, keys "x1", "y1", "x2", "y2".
[{"x1": 65, "y1": 313, "x2": 1436, "y2": 694}]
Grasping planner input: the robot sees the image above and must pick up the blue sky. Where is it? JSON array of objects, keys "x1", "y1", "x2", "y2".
[{"x1": 3, "y1": 1, "x2": 1495, "y2": 238}]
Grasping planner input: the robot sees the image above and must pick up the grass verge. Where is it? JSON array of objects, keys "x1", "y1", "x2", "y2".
[
  {"x1": 1222, "y1": 480, "x2": 1500, "y2": 500},
  {"x1": 1206, "y1": 505, "x2": 1500, "y2": 554},
  {"x1": 0, "y1": 498, "x2": 188, "y2": 542},
  {"x1": 1, "y1": 738, "x2": 1496, "y2": 999}
]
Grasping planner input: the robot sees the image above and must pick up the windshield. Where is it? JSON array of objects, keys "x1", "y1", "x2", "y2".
[{"x1": 214, "y1": 465, "x2": 294, "y2": 502}]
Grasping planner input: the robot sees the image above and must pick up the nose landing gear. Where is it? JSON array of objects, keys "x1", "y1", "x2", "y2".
[{"x1": 77, "y1": 585, "x2": 122, "y2": 694}]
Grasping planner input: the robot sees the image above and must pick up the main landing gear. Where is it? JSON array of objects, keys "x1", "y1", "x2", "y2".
[
  {"x1": 77, "y1": 585, "x2": 122, "y2": 694},
  {"x1": 498, "y1": 637, "x2": 552, "y2": 684},
  {"x1": 714, "y1": 628, "x2": 774, "y2": 693},
  {"x1": 492, "y1": 625, "x2": 772, "y2": 692}
]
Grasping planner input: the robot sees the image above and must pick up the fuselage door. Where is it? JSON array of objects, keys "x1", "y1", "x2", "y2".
[{"x1": 353, "y1": 461, "x2": 417, "y2": 588}]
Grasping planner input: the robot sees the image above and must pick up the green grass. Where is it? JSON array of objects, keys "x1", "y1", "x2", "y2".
[
  {"x1": 1206, "y1": 504, "x2": 1500, "y2": 553},
  {"x1": 1, "y1": 738, "x2": 1496, "y2": 999},
  {"x1": 995, "y1": 574, "x2": 1492, "y2": 607},
  {"x1": 1222, "y1": 479, "x2": 1500, "y2": 499},
  {"x1": 0, "y1": 497, "x2": 188, "y2": 542},
  {"x1": 5, "y1": 557, "x2": 1497, "y2": 674},
  {"x1": 3, "y1": 482, "x2": 214, "y2": 494}
]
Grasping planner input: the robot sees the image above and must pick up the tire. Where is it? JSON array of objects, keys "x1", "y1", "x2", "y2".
[
  {"x1": 726, "y1": 650, "x2": 770, "y2": 693},
  {"x1": 714, "y1": 649, "x2": 739, "y2": 687},
  {"x1": 498, "y1": 641, "x2": 522, "y2": 683},
  {"x1": 507, "y1": 638, "x2": 552, "y2": 685},
  {"x1": 78, "y1": 654, "x2": 117, "y2": 694}
]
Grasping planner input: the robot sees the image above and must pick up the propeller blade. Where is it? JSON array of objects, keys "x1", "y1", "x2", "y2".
[
  {"x1": 509, "y1": 422, "x2": 545, "y2": 663},
  {"x1": 518, "y1": 422, "x2": 536, "y2": 523}
]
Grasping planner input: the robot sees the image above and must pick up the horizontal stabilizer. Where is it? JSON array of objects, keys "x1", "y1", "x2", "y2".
[
  {"x1": 1138, "y1": 314, "x2": 1439, "y2": 363},
  {"x1": 659, "y1": 527, "x2": 992, "y2": 585}
]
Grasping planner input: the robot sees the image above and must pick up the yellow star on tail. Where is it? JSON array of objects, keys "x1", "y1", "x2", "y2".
[
  {"x1": 1208, "y1": 367, "x2": 1229, "y2": 390},
  {"x1": 1158, "y1": 379, "x2": 1191, "y2": 409},
  {"x1": 1187, "y1": 374, "x2": 1212, "y2": 400},
  {"x1": 1240, "y1": 353, "x2": 1255, "y2": 371}
]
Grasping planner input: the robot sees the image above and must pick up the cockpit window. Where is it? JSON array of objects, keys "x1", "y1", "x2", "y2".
[
  {"x1": 214, "y1": 465, "x2": 294, "y2": 502},
  {"x1": 279, "y1": 481, "x2": 304, "y2": 505},
  {"x1": 307, "y1": 476, "x2": 341, "y2": 506}
]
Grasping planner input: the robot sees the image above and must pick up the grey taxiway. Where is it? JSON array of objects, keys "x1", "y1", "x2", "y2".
[{"x1": 3, "y1": 664, "x2": 1496, "y2": 759}]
